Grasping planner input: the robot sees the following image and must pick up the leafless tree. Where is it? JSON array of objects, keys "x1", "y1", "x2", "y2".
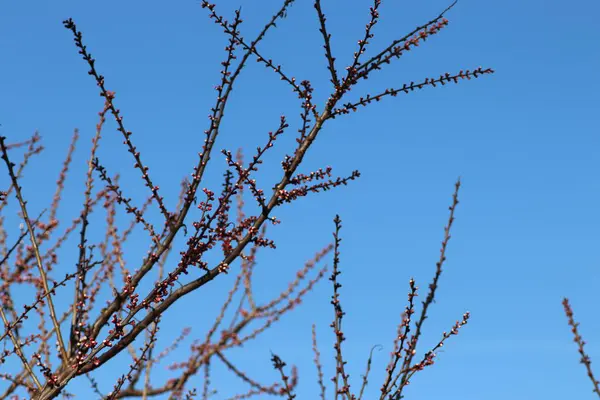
[{"x1": 0, "y1": 1, "x2": 493, "y2": 399}]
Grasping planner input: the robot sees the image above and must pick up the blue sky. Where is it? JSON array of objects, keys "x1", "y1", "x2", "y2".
[{"x1": 1, "y1": 0, "x2": 600, "y2": 399}]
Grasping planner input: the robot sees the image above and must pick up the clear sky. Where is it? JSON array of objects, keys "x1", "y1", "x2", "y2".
[{"x1": 1, "y1": 0, "x2": 600, "y2": 399}]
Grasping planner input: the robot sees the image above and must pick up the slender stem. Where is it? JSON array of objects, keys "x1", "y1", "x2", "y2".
[
  {"x1": 0, "y1": 307, "x2": 42, "y2": 391},
  {"x1": 0, "y1": 137, "x2": 70, "y2": 366}
]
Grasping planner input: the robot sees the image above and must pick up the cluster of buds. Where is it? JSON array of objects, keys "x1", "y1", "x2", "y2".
[{"x1": 33, "y1": 353, "x2": 59, "y2": 388}]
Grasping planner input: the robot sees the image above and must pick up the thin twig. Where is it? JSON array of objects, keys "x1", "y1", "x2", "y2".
[
  {"x1": 563, "y1": 298, "x2": 600, "y2": 398},
  {"x1": 0, "y1": 136, "x2": 70, "y2": 365}
]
